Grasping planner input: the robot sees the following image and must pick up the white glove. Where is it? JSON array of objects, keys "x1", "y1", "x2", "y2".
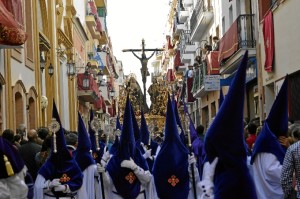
[
  {"x1": 188, "y1": 153, "x2": 196, "y2": 165},
  {"x1": 200, "y1": 157, "x2": 219, "y2": 198},
  {"x1": 188, "y1": 153, "x2": 200, "y2": 184},
  {"x1": 48, "y1": 179, "x2": 61, "y2": 189},
  {"x1": 121, "y1": 158, "x2": 137, "y2": 171},
  {"x1": 97, "y1": 163, "x2": 105, "y2": 173},
  {"x1": 101, "y1": 147, "x2": 110, "y2": 164},
  {"x1": 143, "y1": 149, "x2": 152, "y2": 160},
  {"x1": 54, "y1": 184, "x2": 69, "y2": 193}
]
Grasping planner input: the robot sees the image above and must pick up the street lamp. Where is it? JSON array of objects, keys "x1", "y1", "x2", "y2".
[
  {"x1": 48, "y1": 63, "x2": 54, "y2": 77},
  {"x1": 97, "y1": 70, "x2": 104, "y2": 83},
  {"x1": 67, "y1": 62, "x2": 76, "y2": 77},
  {"x1": 40, "y1": 52, "x2": 46, "y2": 73},
  {"x1": 110, "y1": 88, "x2": 115, "y2": 98},
  {"x1": 82, "y1": 71, "x2": 90, "y2": 90}
]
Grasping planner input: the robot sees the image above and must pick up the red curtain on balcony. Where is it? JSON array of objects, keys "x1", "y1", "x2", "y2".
[
  {"x1": 166, "y1": 69, "x2": 175, "y2": 82},
  {"x1": 218, "y1": 20, "x2": 238, "y2": 62},
  {"x1": 77, "y1": 73, "x2": 101, "y2": 96},
  {"x1": 187, "y1": 77, "x2": 195, "y2": 102},
  {"x1": 0, "y1": 0, "x2": 27, "y2": 46},
  {"x1": 263, "y1": 11, "x2": 274, "y2": 72},
  {"x1": 206, "y1": 51, "x2": 220, "y2": 75},
  {"x1": 94, "y1": 95, "x2": 103, "y2": 109},
  {"x1": 108, "y1": 106, "x2": 114, "y2": 116},
  {"x1": 88, "y1": 1, "x2": 97, "y2": 15},
  {"x1": 166, "y1": 35, "x2": 174, "y2": 49},
  {"x1": 174, "y1": 50, "x2": 184, "y2": 70},
  {"x1": 95, "y1": 17, "x2": 103, "y2": 34}
]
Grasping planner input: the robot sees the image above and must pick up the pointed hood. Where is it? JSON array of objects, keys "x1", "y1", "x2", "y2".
[
  {"x1": 38, "y1": 100, "x2": 83, "y2": 191},
  {"x1": 140, "y1": 111, "x2": 150, "y2": 145},
  {"x1": 251, "y1": 76, "x2": 288, "y2": 164},
  {"x1": 204, "y1": 51, "x2": 257, "y2": 198},
  {"x1": 153, "y1": 94, "x2": 189, "y2": 199},
  {"x1": 116, "y1": 116, "x2": 122, "y2": 130},
  {"x1": 184, "y1": 101, "x2": 206, "y2": 176},
  {"x1": 0, "y1": 137, "x2": 25, "y2": 179},
  {"x1": 172, "y1": 94, "x2": 187, "y2": 147},
  {"x1": 172, "y1": 94, "x2": 184, "y2": 133},
  {"x1": 219, "y1": 88, "x2": 224, "y2": 108},
  {"x1": 73, "y1": 112, "x2": 95, "y2": 171},
  {"x1": 88, "y1": 109, "x2": 103, "y2": 163},
  {"x1": 109, "y1": 135, "x2": 119, "y2": 155},
  {"x1": 106, "y1": 96, "x2": 148, "y2": 199}
]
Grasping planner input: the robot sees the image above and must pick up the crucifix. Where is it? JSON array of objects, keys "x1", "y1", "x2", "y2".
[{"x1": 122, "y1": 39, "x2": 164, "y2": 113}]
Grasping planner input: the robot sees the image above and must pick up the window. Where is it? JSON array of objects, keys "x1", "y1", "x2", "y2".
[
  {"x1": 25, "y1": 0, "x2": 34, "y2": 61},
  {"x1": 222, "y1": 17, "x2": 225, "y2": 35},
  {"x1": 258, "y1": 0, "x2": 277, "y2": 21},
  {"x1": 236, "y1": 0, "x2": 241, "y2": 16},
  {"x1": 216, "y1": 25, "x2": 219, "y2": 39},
  {"x1": 229, "y1": 5, "x2": 233, "y2": 25}
]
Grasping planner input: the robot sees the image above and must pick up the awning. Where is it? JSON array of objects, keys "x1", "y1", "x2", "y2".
[{"x1": 0, "y1": 0, "x2": 27, "y2": 46}]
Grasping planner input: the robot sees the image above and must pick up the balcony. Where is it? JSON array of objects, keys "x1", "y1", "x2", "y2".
[
  {"x1": 183, "y1": 0, "x2": 193, "y2": 7},
  {"x1": 95, "y1": 0, "x2": 107, "y2": 8},
  {"x1": 190, "y1": 0, "x2": 213, "y2": 42},
  {"x1": 173, "y1": 14, "x2": 187, "y2": 37},
  {"x1": 192, "y1": 64, "x2": 206, "y2": 98},
  {"x1": 98, "y1": 14, "x2": 108, "y2": 44},
  {"x1": 192, "y1": 51, "x2": 220, "y2": 98},
  {"x1": 180, "y1": 53, "x2": 193, "y2": 64},
  {"x1": 99, "y1": 84, "x2": 112, "y2": 106},
  {"x1": 219, "y1": 14, "x2": 256, "y2": 74},
  {"x1": 180, "y1": 30, "x2": 197, "y2": 52},
  {"x1": 86, "y1": 1, "x2": 101, "y2": 40},
  {"x1": 77, "y1": 73, "x2": 100, "y2": 102},
  {"x1": 95, "y1": 50, "x2": 107, "y2": 64},
  {"x1": 179, "y1": 10, "x2": 189, "y2": 24},
  {"x1": 179, "y1": 30, "x2": 196, "y2": 64},
  {"x1": 85, "y1": 16, "x2": 101, "y2": 40}
]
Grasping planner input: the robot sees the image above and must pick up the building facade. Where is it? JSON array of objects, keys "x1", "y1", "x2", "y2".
[{"x1": 0, "y1": 0, "x2": 119, "y2": 134}]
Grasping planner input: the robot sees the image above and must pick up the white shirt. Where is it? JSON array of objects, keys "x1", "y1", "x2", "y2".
[{"x1": 252, "y1": 152, "x2": 284, "y2": 199}]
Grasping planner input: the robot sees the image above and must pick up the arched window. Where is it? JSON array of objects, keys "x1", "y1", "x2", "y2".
[{"x1": 15, "y1": 92, "x2": 24, "y2": 130}]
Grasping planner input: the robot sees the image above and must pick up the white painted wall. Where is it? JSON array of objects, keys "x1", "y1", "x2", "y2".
[
  {"x1": 11, "y1": 58, "x2": 35, "y2": 91},
  {"x1": 221, "y1": 0, "x2": 247, "y2": 34},
  {"x1": 74, "y1": 0, "x2": 87, "y2": 27},
  {"x1": 0, "y1": 50, "x2": 6, "y2": 129},
  {"x1": 260, "y1": 0, "x2": 300, "y2": 86}
]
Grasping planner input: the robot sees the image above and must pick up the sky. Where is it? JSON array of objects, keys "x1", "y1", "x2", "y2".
[{"x1": 106, "y1": 0, "x2": 171, "y2": 106}]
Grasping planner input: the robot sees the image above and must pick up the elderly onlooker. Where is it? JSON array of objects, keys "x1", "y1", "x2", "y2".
[
  {"x1": 36, "y1": 127, "x2": 49, "y2": 145},
  {"x1": 281, "y1": 127, "x2": 300, "y2": 199},
  {"x1": 2, "y1": 129, "x2": 14, "y2": 144},
  {"x1": 17, "y1": 124, "x2": 28, "y2": 144},
  {"x1": 18, "y1": 129, "x2": 42, "y2": 180},
  {"x1": 13, "y1": 134, "x2": 22, "y2": 149}
]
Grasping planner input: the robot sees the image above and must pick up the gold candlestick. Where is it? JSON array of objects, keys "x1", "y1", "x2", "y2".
[
  {"x1": 49, "y1": 118, "x2": 60, "y2": 153},
  {"x1": 91, "y1": 116, "x2": 101, "y2": 151}
]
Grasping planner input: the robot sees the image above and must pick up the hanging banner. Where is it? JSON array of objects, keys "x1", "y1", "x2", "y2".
[
  {"x1": 204, "y1": 75, "x2": 220, "y2": 91},
  {"x1": 263, "y1": 11, "x2": 274, "y2": 72}
]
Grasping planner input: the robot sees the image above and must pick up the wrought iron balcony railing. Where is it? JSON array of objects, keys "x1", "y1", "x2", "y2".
[{"x1": 190, "y1": 0, "x2": 213, "y2": 34}]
